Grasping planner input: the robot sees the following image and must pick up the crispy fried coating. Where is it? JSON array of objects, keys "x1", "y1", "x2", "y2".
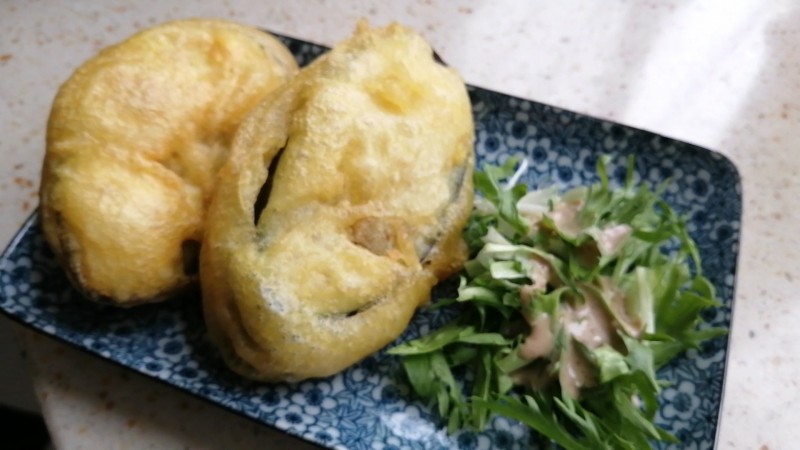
[
  {"x1": 201, "y1": 22, "x2": 475, "y2": 381},
  {"x1": 40, "y1": 19, "x2": 298, "y2": 305}
]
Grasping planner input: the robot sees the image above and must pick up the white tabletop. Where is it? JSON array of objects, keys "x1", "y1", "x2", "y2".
[{"x1": 2, "y1": 1, "x2": 798, "y2": 448}]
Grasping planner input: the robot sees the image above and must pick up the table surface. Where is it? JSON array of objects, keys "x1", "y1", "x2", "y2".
[{"x1": 2, "y1": 1, "x2": 799, "y2": 448}]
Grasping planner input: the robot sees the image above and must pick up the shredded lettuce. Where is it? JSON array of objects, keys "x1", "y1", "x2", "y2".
[{"x1": 389, "y1": 155, "x2": 726, "y2": 448}]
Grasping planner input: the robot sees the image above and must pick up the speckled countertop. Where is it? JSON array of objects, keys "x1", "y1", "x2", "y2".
[{"x1": 1, "y1": 1, "x2": 798, "y2": 449}]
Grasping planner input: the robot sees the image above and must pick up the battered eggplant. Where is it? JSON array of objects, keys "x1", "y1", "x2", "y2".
[
  {"x1": 201, "y1": 22, "x2": 475, "y2": 381},
  {"x1": 40, "y1": 19, "x2": 298, "y2": 305}
]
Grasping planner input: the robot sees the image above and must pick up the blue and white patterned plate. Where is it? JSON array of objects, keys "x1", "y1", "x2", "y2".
[{"x1": 0, "y1": 33, "x2": 740, "y2": 449}]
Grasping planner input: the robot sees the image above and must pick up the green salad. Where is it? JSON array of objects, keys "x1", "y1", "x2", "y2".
[{"x1": 389, "y1": 156, "x2": 726, "y2": 449}]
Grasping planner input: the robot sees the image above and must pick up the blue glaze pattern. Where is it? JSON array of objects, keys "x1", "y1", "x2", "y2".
[{"x1": 0, "y1": 34, "x2": 740, "y2": 449}]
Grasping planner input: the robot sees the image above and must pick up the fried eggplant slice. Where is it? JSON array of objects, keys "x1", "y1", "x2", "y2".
[
  {"x1": 201, "y1": 22, "x2": 475, "y2": 381},
  {"x1": 39, "y1": 19, "x2": 299, "y2": 305}
]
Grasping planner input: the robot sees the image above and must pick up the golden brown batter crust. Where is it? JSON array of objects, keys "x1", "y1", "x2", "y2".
[
  {"x1": 40, "y1": 19, "x2": 298, "y2": 305},
  {"x1": 201, "y1": 22, "x2": 475, "y2": 381}
]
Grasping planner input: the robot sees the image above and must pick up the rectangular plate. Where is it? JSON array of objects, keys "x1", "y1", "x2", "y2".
[{"x1": 0, "y1": 33, "x2": 740, "y2": 450}]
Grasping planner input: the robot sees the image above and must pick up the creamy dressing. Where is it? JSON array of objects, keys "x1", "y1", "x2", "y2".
[
  {"x1": 563, "y1": 293, "x2": 616, "y2": 349},
  {"x1": 596, "y1": 224, "x2": 632, "y2": 255},
  {"x1": 599, "y1": 276, "x2": 644, "y2": 336},
  {"x1": 549, "y1": 200, "x2": 584, "y2": 237},
  {"x1": 518, "y1": 285, "x2": 536, "y2": 306},
  {"x1": 515, "y1": 287, "x2": 623, "y2": 399},
  {"x1": 528, "y1": 259, "x2": 551, "y2": 292},
  {"x1": 519, "y1": 314, "x2": 554, "y2": 360},
  {"x1": 519, "y1": 258, "x2": 551, "y2": 306},
  {"x1": 557, "y1": 293, "x2": 619, "y2": 398},
  {"x1": 558, "y1": 340, "x2": 596, "y2": 399}
]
